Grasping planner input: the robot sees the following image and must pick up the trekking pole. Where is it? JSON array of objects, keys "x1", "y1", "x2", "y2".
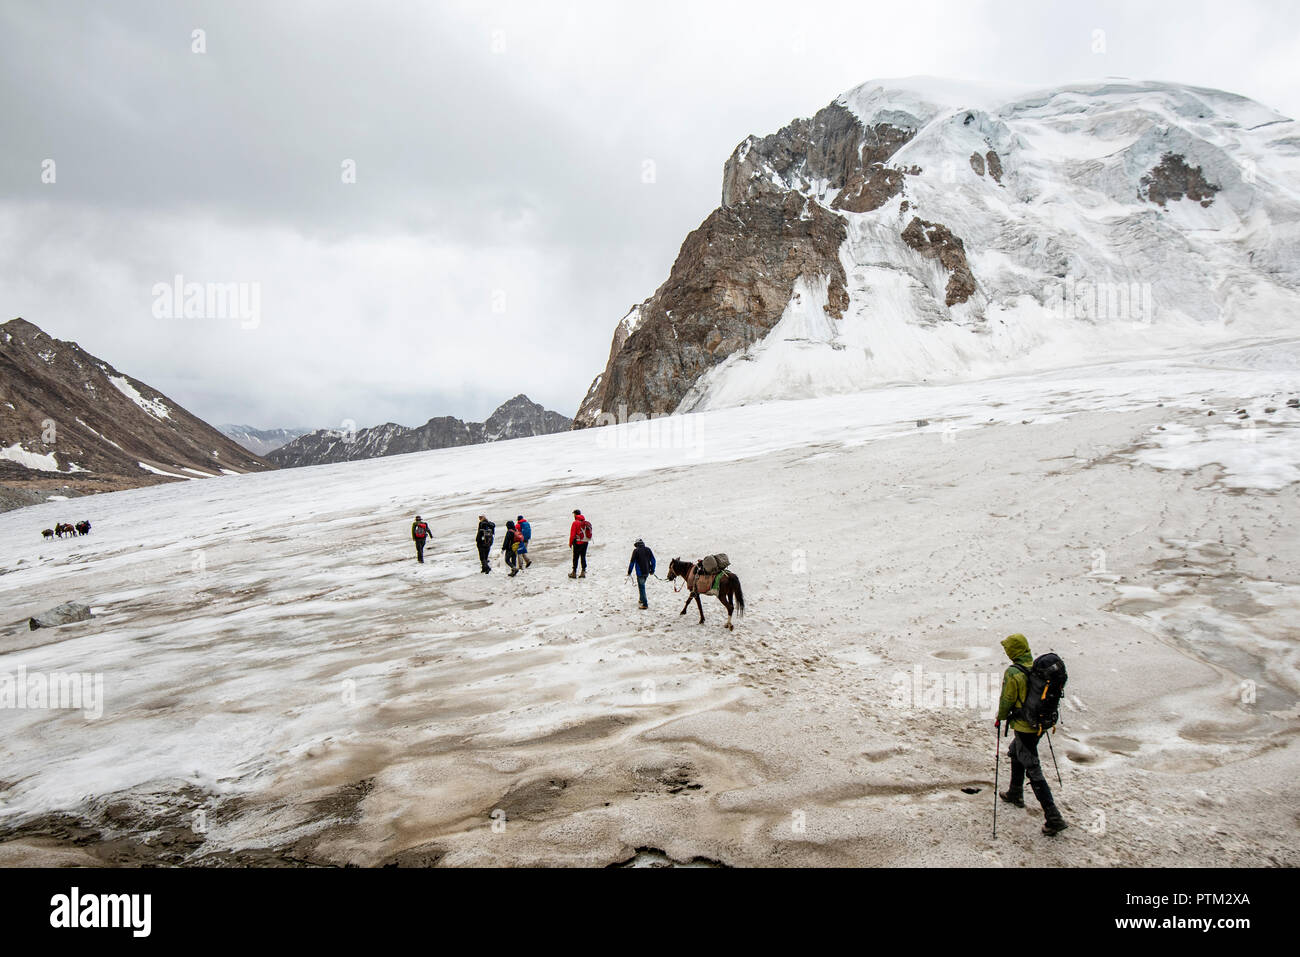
[
  {"x1": 1045, "y1": 727, "x2": 1063, "y2": 787},
  {"x1": 992, "y1": 722, "x2": 1000, "y2": 838}
]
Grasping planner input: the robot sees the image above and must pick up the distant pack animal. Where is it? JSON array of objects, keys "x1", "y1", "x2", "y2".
[
  {"x1": 75, "y1": 520, "x2": 91, "y2": 536},
  {"x1": 665, "y1": 557, "x2": 745, "y2": 630},
  {"x1": 42, "y1": 528, "x2": 54, "y2": 540},
  {"x1": 54, "y1": 523, "x2": 74, "y2": 538}
]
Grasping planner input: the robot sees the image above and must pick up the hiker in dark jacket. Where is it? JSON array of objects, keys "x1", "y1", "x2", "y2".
[
  {"x1": 502, "y1": 520, "x2": 518, "y2": 574},
  {"x1": 627, "y1": 539, "x2": 655, "y2": 609},
  {"x1": 476, "y1": 515, "x2": 495, "y2": 573},
  {"x1": 411, "y1": 516, "x2": 431, "y2": 563},
  {"x1": 996, "y1": 633, "x2": 1068, "y2": 836}
]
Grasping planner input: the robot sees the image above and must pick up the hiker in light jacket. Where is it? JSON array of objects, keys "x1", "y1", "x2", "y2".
[{"x1": 996, "y1": 633, "x2": 1068, "y2": 836}]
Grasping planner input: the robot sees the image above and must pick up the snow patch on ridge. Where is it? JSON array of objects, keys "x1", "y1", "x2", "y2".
[
  {"x1": 109, "y1": 375, "x2": 171, "y2": 421},
  {"x1": 138, "y1": 462, "x2": 194, "y2": 479},
  {"x1": 0, "y1": 443, "x2": 61, "y2": 472}
]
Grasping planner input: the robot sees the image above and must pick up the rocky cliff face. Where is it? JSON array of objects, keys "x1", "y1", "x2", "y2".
[
  {"x1": 575, "y1": 101, "x2": 915, "y2": 426},
  {"x1": 0, "y1": 317, "x2": 270, "y2": 509},
  {"x1": 267, "y1": 394, "x2": 572, "y2": 468},
  {"x1": 576, "y1": 78, "x2": 1300, "y2": 422}
]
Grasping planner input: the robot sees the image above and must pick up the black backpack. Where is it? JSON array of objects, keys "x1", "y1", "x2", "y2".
[{"x1": 1013, "y1": 653, "x2": 1068, "y2": 732}]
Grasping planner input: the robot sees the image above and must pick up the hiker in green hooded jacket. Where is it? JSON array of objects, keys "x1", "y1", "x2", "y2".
[{"x1": 995, "y1": 633, "x2": 1068, "y2": 836}]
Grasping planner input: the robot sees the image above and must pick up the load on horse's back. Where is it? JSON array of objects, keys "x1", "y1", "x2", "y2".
[
  {"x1": 698, "y1": 553, "x2": 729, "y2": 578},
  {"x1": 666, "y1": 555, "x2": 744, "y2": 630}
]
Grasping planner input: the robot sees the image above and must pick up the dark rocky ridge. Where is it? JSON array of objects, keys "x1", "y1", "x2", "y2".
[
  {"x1": 722, "y1": 103, "x2": 916, "y2": 213},
  {"x1": 0, "y1": 317, "x2": 270, "y2": 510},
  {"x1": 267, "y1": 394, "x2": 571, "y2": 468}
]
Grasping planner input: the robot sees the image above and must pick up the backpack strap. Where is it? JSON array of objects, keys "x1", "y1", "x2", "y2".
[{"x1": 1007, "y1": 663, "x2": 1031, "y2": 721}]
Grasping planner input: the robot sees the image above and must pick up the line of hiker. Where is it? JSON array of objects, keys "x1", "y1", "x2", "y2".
[
  {"x1": 412, "y1": 510, "x2": 584, "y2": 580},
  {"x1": 468, "y1": 513, "x2": 535, "y2": 576},
  {"x1": 405, "y1": 511, "x2": 741, "y2": 626},
  {"x1": 412, "y1": 510, "x2": 666, "y2": 609}
]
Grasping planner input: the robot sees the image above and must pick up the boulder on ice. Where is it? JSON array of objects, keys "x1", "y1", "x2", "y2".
[{"x1": 29, "y1": 601, "x2": 93, "y2": 630}]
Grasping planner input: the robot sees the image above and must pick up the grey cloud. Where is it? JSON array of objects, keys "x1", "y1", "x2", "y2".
[{"x1": 1, "y1": 0, "x2": 1295, "y2": 429}]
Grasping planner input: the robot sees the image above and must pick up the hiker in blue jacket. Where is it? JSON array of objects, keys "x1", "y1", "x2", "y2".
[
  {"x1": 515, "y1": 515, "x2": 532, "y2": 569},
  {"x1": 627, "y1": 538, "x2": 656, "y2": 610}
]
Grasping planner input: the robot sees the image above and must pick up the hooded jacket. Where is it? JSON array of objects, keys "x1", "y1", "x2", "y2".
[
  {"x1": 569, "y1": 514, "x2": 589, "y2": 547},
  {"x1": 997, "y1": 633, "x2": 1036, "y2": 733},
  {"x1": 628, "y1": 543, "x2": 655, "y2": 577}
]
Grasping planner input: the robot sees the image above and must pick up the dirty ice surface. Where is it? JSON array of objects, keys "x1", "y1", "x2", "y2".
[{"x1": 1, "y1": 341, "x2": 1297, "y2": 866}]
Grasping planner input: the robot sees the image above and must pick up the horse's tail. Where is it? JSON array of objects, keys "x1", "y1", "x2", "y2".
[{"x1": 731, "y1": 573, "x2": 744, "y2": 618}]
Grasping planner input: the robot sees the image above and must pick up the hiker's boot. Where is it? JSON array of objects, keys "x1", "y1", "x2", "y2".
[
  {"x1": 1030, "y1": 779, "x2": 1068, "y2": 835},
  {"x1": 579, "y1": 569, "x2": 586, "y2": 578},
  {"x1": 1042, "y1": 807, "x2": 1068, "y2": 836},
  {"x1": 568, "y1": 571, "x2": 577, "y2": 579},
  {"x1": 509, "y1": 567, "x2": 518, "y2": 577},
  {"x1": 999, "y1": 790, "x2": 1025, "y2": 808},
  {"x1": 525, "y1": 558, "x2": 532, "y2": 568}
]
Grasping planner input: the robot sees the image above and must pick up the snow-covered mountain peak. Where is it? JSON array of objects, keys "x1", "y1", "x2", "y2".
[{"x1": 576, "y1": 77, "x2": 1300, "y2": 424}]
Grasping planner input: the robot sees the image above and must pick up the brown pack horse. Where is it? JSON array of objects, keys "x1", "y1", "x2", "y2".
[{"x1": 665, "y1": 558, "x2": 745, "y2": 630}]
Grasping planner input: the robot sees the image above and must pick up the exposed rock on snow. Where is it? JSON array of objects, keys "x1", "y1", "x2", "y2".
[
  {"x1": 1139, "y1": 152, "x2": 1220, "y2": 207},
  {"x1": 28, "y1": 601, "x2": 92, "y2": 630},
  {"x1": 900, "y1": 216, "x2": 977, "y2": 306}
]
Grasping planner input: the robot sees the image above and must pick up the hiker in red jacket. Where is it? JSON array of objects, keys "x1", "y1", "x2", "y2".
[
  {"x1": 568, "y1": 509, "x2": 591, "y2": 578},
  {"x1": 411, "y1": 515, "x2": 431, "y2": 563}
]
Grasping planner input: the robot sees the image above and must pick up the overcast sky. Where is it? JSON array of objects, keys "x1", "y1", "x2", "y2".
[{"x1": 2, "y1": 0, "x2": 1296, "y2": 429}]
